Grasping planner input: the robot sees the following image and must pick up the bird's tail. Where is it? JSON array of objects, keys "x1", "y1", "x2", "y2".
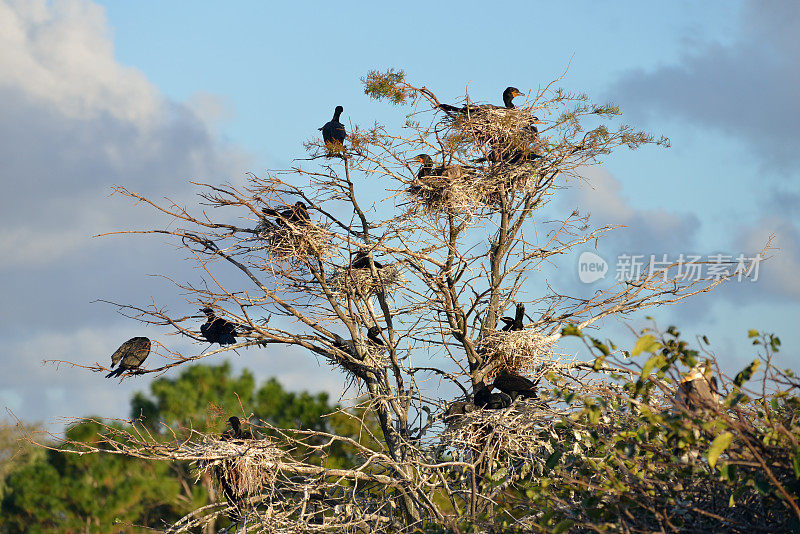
[
  {"x1": 438, "y1": 103, "x2": 463, "y2": 114},
  {"x1": 105, "y1": 368, "x2": 123, "y2": 379}
]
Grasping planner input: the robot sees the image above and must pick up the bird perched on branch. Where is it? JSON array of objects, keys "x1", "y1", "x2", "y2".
[
  {"x1": 677, "y1": 362, "x2": 719, "y2": 411},
  {"x1": 439, "y1": 86, "x2": 525, "y2": 115},
  {"x1": 106, "y1": 337, "x2": 151, "y2": 378},
  {"x1": 320, "y1": 105, "x2": 347, "y2": 147},
  {"x1": 262, "y1": 201, "x2": 310, "y2": 227},
  {"x1": 474, "y1": 383, "x2": 512, "y2": 409},
  {"x1": 500, "y1": 303, "x2": 525, "y2": 332},
  {"x1": 200, "y1": 308, "x2": 241, "y2": 346},
  {"x1": 350, "y1": 250, "x2": 383, "y2": 269},
  {"x1": 492, "y1": 371, "x2": 538, "y2": 400}
]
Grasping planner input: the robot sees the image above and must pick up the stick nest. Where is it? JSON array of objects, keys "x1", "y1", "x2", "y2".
[
  {"x1": 327, "y1": 264, "x2": 403, "y2": 298},
  {"x1": 406, "y1": 160, "x2": 543, "y2": 218},
  {"x1": 256, "y1": 221, "x2": 334, "y2": 261},
  {"x1": 443, "y1": 401, "x2": 567, "y2": 462},
  {"x1": 445, "y1": 106, "x2": 541, "y2": 145},
  {"x1": 479, "y1": 329, "x2": 556, "y2": 378},
  {"x1": 195, "y1": 437, "x2": 284, "y2": 502}
]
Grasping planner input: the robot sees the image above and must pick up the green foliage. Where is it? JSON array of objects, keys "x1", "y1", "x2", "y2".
[
  {"x1": 0, "y1": 364, "x2": 364, "y2": 532},
  {"x1": 1, "y1": 420, "x2": 182, "y2": 533},
  {"x1": 361, "y1": 68, "x2": 409, "y2": 105},
  {"x1": 488, "y1": 327, "x2": 800, "y2": 532}
]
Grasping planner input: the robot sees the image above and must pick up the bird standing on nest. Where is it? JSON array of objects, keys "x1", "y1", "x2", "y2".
[
  {"x1": 677, "y1": 362, "x2": 719, "y2": 411},
  {"x1": 106, "y1": 337, "x2": 151, "y2": 378},
  {"x1": 366, "y1": 326, "x2": 386, "y2": 346},
  {"x1": 350, "y1": 250, "x2": 383, "y2": 269},
  {"x1": 200, "y1": 308, "x2": 240, "y2": 347},
  {"x1": 320, "y1": 105, "x2": 346, "y2": 148},
  {"x1": 500, "y1": 303, "x2": 526, "y2": 332},
  {"x1": 221, "y1": 416, "x2": 253, "y2": 441},
  {"x1": 493, "y1": 371, "x2": 538, "y2": 400},
  {"x1": 262, "y1": 201, "x2": 310, "y2": 227},
  {"x1": 439, "y1": 86, "x2": 525, "y2": 115},
  {"x1": 474, "y1": 383, "x2": 512, "y2": 409},
  {"x1": 444, "y1": 400, "x2": 477, "y2": 423}
]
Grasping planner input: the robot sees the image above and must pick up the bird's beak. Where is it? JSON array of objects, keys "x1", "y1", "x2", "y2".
[{"x1": 515, "y1": 91, "x2": 524, "y2": 97}]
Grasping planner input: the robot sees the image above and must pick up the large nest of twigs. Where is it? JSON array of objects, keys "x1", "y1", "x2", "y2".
[
  {"x1": 195, "y1": 437, "x2": 284, "y2": 503},
  {"x1": 327, "y1": 264, "x2": 403, "y2": 298},
  {"x1": 445, "y1": 106, "x2": 541, "y2": 145},
  {"x1": 256, "y1": 221, "x2": 334, "y2": 261},
  {"x1": 407, "y1": 168, "x2": 494, "y2": 217},
  {"x1": 442, "y1": 402, "x2": 568, "y2": 464},
  {"x1": 406, "y1": 161, "x2": 543, "y2": 217},
  {"x1": 331, "y1": 339, "x2": 390, "y2": 376},
  {"x1": 479, "y1": 329, "x2": 556, "y2": 378}
]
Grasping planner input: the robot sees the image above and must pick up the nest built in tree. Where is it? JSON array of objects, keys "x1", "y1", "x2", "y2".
[
  {"x1": 444, "y1": 105, "x2": 541, "y2": 145},
  {"x1": 479, "y1": 329, "x2": 557, "y2": 378},
  {"x1": 196, "y1": 437, "x2": 284, "y2": 508},
  {"x1": 256, "y1": 220, "x2": 333, "y2": 262},
  {"x1": 442, "y1": 402, "x2": 570, "y2": 465},
  {"x1": 327, "y1": 264, "x2": 403, "y2": 298}
]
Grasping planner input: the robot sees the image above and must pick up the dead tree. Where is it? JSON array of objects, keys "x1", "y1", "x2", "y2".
[{"x1": 47, "y1": 69, "x2": 769, "y2": 532}]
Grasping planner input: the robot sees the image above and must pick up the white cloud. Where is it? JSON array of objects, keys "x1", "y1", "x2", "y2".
[
  {"x1": 609, "y1": 0, "x2": 800, "y2": 171},
  {"x1": 0, "y1": 0, "x2": 269, "y2": 426},
  {"x1": 0, "y1": 0, "x2": 159, "y2": 123},
  {"x1": 568, "y1": 166, "x2": 699, "y2": 253}
]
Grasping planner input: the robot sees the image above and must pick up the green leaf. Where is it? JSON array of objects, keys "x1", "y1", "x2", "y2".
[
  {"x1": 553, "y1": 519, "x2": 574, "y2": 534},
  {"x1": 562, "y1": 324, "x2": 582, "y2": 337},
  {"x1": 708, "y1": 432, "x2": 734, "y2": 469},
  {"x1": 747, "y1": 329, "x2": 759, "y2": 338},
  {"x1": 632, "y1": 334, "x2": 662, "y2": 356},
  {"x1": 544, "y1": 450, "x2": 563, "y2": 472},
  {"x1": 640, "y1": 354, "x2": 666, "y2": 379},
  {"x1": 793, "y1": 454, "x2": 800, "y2": 479},
  {"x1": 734, "y1": 360, "x2": 760, "y2": 387}
]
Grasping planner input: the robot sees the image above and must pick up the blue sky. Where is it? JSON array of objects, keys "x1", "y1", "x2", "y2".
[{"x1": 1, "y1": 0, "x2": 798, "y2": 430}]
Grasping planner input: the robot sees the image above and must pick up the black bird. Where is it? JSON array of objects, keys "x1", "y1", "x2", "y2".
[
  {"x1": 106, "y1": 337, "x2": 151, "y2": 378},
  {"x1": 444, "y1": 400, "x2": 477, "y2": 423},
  {"x1": 320, "y1": 105, "x2": 347, "y2": 147},
  {"x1": 221, "y1": 416, "x2": 253, "y2": 441},
  {"x1": 439, "y1": 86, "x2": 525, "y2": 115},
  {"x1": 350, "y1": 250, "x2": 383, "y2": 269},
  {"x1": 415, "y1": 154, "x2": 436, "y2": 179},
  {"x1": 677, "y1": 363, "x2": 719, "y2": 411},
  {"x1": 499, "y1": 303, "x2": 525, "y2": 332},
  {"x1": 262, "y1": 201, "x2": 310, "y2": 227},
  {"x1": 474, "y1": 383, "x2": 512, "y2": 409},
  {"x1": 492, "y1": 371, "x2": 538, "y2": 400},
  {"x1": 200, "y1": 308, "x2": 238, "y2": 346},
  {"x1": 366, "y1": 326, "x2": 386, "y2": 346}
]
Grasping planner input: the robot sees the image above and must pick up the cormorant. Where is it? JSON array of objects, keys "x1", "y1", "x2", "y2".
[
  {"x1": 320, "y1": 105, "x2": 347, "y2": 147},
  {"x1": 439, "y1": 87, "x2": 525, "y2": 115},
  {"x1": 106, "y1": 337, "x2": 151, "y2": 378},
  {"x1": 200, "y1": 308, "x2": 239, "y2": 346},
  {"x1": 499, "y1": 303, "x2": 525, "y2": 332},
  {"x1": 677, "y1": 363, "x2": 719, "y2": 411},
  {"x1": 350, "y1": 250, "x2": 383, "y2": 269},
  {"x1": 262, "y1": 201, "x2": 310, "y2": 227},
  {"x1": 221, "y1": 416, "x2": 253, "y2": 441},
  {"x1": 474, "y1": 383, "x2": 512, "y2": 409},
  {"x1": 492, "y1": 371, "x2": 538, "y2": 400},
  {"x1": 444, "y1": 400, "x2": 477, "y2": 423},
  {"x1": 415, "y1": 154, "x2": 436, "y2": 179},
  {"x1": 366, "y1": 326, "x2": 386, "y2": 346}
]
